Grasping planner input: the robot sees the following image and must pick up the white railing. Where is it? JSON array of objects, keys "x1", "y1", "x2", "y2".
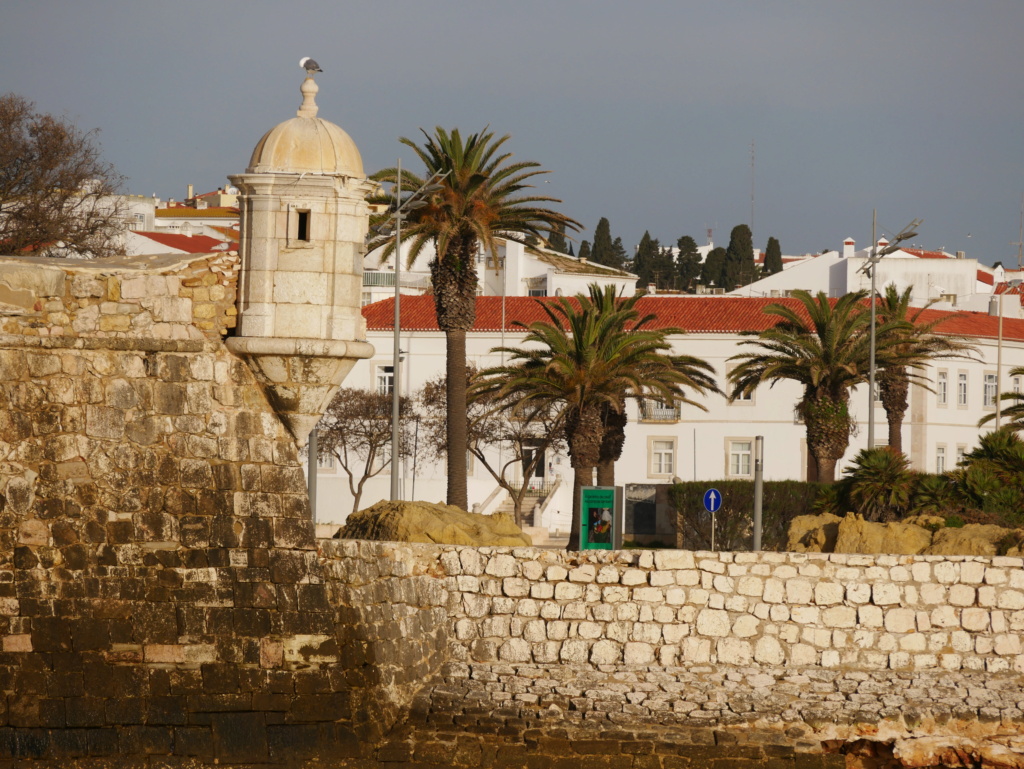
[{"x1": 641, "y1": 403, "x2": 681, "y2": 422}]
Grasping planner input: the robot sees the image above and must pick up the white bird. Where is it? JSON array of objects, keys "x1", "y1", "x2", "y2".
[{"x1": 300, "y1": 57, "x2": 322, "y2": 74}]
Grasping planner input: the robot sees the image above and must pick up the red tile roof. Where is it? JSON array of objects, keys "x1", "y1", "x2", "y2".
[
  {"x1": 977, "y1": 270, "x2": 995, "y2": 285},
  {"x1": 134, "y1": 231, "x2": 230, "y2": 254},
  {"x1": 363, "y1": 295, "x2": 1024, "y2": 342},
  {"x1": 903, "y1": 248, "x2": 950, "y2": 260}
]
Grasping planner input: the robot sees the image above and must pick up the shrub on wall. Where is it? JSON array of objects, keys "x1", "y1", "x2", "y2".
[{"x1": 669, "y1": 480, "x2": 826, "y2": 551}]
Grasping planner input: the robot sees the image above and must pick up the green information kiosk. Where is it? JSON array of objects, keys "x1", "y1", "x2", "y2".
[{"x1": 579, "y1": 486, "x2": 624, "y2": 550}]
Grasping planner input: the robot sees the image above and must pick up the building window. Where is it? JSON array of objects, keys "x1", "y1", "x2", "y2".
[
  {"x1": 937, "y1": 371, "x2": 948, "y2": 406},
  {"x1": 728, "y1": 440, "x2": 753, "y2": 478},
  {"x1": 984, "y1": 373, "x2": 998, "y2": 408},
  {"x1": 376, "y1": 365, "x2": 394, "y2": 395},
  {"x1": 936, "y1": 445, "x2": 946, "y2": 474},
  {"x1": 528, "y1": 288, "x2": 548, "y2": 297},
  {"x1": 957, "y1": 372, "x2": 968, "y2": 407},
  {"x1": 956, "y1": 446, "x2": 966, "y2": 467},
  {"x1": 297, "y1": 210, "x2": 311, "y2": 242},
  {"x1": 317, "y1": 453, "x2": 335, "y2": 471},
  {"x1": 727, "y1": 365, "x2": 753, "y2": 403},
  {"x1": 1014, "y1": 376, "x2": 1022, "y2": 395},
  {"x1": 650, "y1": 439, "x2": 675, "y2": 477}
]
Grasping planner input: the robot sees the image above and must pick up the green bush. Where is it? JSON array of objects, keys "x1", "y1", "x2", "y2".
[{"x1": 669, "y1": 480, "x2": 827, "y2": 552}]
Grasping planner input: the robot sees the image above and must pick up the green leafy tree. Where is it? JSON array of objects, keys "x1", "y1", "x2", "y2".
[
  {"x1": 676, "y1": 235, "x2": 702, "y2": 291},
  {"x1": 611, "y1": 237, "x2": 629, "y2": 270},
  {"x1": 948, "y1": 428, "x2": 1024, "y2": 527},
  {"x1": 701, "y1": 246, "x2": 727, "y2": 288},
  {"x1": 764, "y1": 237, "x2": 783, "y2": 275},
  {"x1": 371, "y1": 127, "x2": 580, "y2": 510},
  {"x1": 875, "y1": 284, "x2": 976, "y2": 453},
  {"x1": 476, "y1": 284, "x2": 718, "y2": 549},
  {"x1": 729, "y1": 290, "x2": 903, "y2": 482},
  {"x1": 723, "y1": 224, "x2": 756, "y2": 289}
]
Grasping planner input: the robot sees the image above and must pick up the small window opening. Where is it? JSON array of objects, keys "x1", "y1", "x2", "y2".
[{"x1": 297, "y1": 210, "x2": 311, "y2": 242}]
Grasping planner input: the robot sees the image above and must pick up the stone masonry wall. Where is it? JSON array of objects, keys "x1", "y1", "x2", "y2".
[{"x1": 424, "y1": 546, "x2": 1024, "y2": 674}]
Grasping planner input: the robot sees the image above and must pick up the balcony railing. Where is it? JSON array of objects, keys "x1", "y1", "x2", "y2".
[
  {"x1": 363, "y1": 271, "x2": 395, "y2": 287},
  {"x1": 641, "y1": 403, "x2": 681, "y2": 422}
]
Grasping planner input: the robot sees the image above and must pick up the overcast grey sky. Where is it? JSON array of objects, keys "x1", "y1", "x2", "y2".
[{"x1": 3, "y1": 1, "x2": 1022, "y2": 266}]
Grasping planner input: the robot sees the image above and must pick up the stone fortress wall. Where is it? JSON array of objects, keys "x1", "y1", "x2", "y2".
[{"x1": 0, "y1": 254, "x2": 1022, "y2": 766}]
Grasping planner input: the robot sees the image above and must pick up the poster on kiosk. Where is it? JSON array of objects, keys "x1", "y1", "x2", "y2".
[{"x1": 579, "y1": 486, "x2": 624, "y2": 550}]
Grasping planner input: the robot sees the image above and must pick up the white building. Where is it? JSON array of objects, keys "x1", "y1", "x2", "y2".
[
  {"x1": 309, "y1": 293, "x2": 1024, "y2": 534},
  {"x1": 727, "y1": 236, "x2": 1016, "y2": 317},
  {"x1": 360, "y1": 238, "x2": 637, "y2": 305}
]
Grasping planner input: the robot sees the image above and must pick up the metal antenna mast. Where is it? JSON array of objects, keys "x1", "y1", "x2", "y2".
[{"x1": 1014, "y1": 192, "x2": 1024, "y2": 271}]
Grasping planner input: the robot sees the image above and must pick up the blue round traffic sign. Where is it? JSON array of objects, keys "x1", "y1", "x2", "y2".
[{"x1": 703, "y1": 488, "x2": 722, "y2": 513}]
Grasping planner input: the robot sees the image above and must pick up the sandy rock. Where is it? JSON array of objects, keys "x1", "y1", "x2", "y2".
[
  {"x1": 927, "y1": 524, "x2": 1018, "y2": 557},
  {"x1": 834, "y1": 515, "x2": 932, "y2": 556},
  {"x1": 338, "y1": 500, "x2": 532, "y2": 547},
  {"x1": 786, "y1": 513, "x2": 842, "y2": 552}
]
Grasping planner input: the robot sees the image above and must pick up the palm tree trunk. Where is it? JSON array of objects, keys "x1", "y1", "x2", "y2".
[
  {"x1": 596, "y1": 404, "x2": 627, "y2": 487},
  {"x1": 596, "y1": 460, "x2": 614, "y2": 487},
  {"x1": 445, "y1": 328, "x2": 468, "y2": 510},
  {"x1": 804, "y1": 394, "x2": 851, "y2": 483},
  {"x1": 568, "y1": 471, "x2": 584, "y2": 550},
  {"x1": 879, "y1": 370, "x2": 909, "y2": 455}
]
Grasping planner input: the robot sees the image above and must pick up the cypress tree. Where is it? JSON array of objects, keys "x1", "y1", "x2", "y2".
[
  {"x1": 764, "y1": 236, "x2": 783, "y2": 275},
  {"x1": 724, "y1": 224, "x2": 755, "y2": 289},
  {"x1": 578, "y1": 240, "x2": 592, "y2": 261},
  {"x1": 547, "y1": 224, "x2": 568, "y2": 254},
  {"x1": 634, "y1": 231, "x2": 660, "y2": 285},
  {"x1": 676, "y1": 235, "x2": 702, "y2": 291}
]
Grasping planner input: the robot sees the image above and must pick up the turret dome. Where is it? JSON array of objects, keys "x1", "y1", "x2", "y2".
[{"x1": 247, "y1": 77, "x2": 364, "y2": 177}]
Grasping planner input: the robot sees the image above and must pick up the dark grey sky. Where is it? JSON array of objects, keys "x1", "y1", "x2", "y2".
[{"x1": 3, "y1": 1, "x2": 1022, "y2": 265}]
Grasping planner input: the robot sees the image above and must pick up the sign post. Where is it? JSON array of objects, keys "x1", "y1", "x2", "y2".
[
  {"x1": 579, "y1": 486, "x2": 623, "y2": 550},
  {"x1": 703, "y1": 487, "x2": 722, "y2": 551},
  {"x1": 753, "y1": 436, "x2": 764, "y2": 551}
]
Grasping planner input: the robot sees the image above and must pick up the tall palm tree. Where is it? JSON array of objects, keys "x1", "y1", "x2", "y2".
[
  {"x1": 875, "y1": 284, "x2": 976, "y2": 453},
  {"x1": 475, "y1": 284, "x2": 718, "y2": 549},
  {"x1": 728, "y1": 290, "x2": 906, "y2": 482},
  {"x1": 371, "y1": 127, "x2": 579, "y2": 510}
]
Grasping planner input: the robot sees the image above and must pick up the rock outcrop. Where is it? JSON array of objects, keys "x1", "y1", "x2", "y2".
[
  {"x1": 788, "y1": 513, "x2": 1024, "y2": 556},
  {"x1": 338, "y1": 500, "x2": 533, "y2": 547}
]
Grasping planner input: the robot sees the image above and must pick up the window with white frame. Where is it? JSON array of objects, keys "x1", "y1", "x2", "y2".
[
  {"x1": 984, "y1": 373, "x2": 998, "y2": 408},
  {"x1": 726, "y1": 365, "x2": 753, "y2": 403},
  {"x1": 649, "y1": 439, "x2": 675, "y2": 477},
  {"x1": 956, "y1": 445, "x2": 966, "y2": 467},
  {"x1": 936, "y1": 445, "x2": 946, "y2": 474},
  {"x1": 376, "y1": 365, "x2": 394, "y2": 395},
  {"x1": 728, "y1": 440, "x2": 753, "y2": 477},
  {"x1": 957, "y1": 372, "x2": 968, "y2": 407},
  {"x1": 937, "y1": 371, "x2": 948, "y2": 406},
  {"x1": 317, "y1": 453, "x2": 336, "y2": 471}
]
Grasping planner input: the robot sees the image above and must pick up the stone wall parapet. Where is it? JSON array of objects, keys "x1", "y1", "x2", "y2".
[{"x1": 333, "y1": 540, "x2": 1024, "y2": 675}]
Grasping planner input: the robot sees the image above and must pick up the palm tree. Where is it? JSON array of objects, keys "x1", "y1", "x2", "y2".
[
  {"x1": 475, "y1": 284, "x2": 718, "y2": 549},
  {"x1": 875, "y1": 284, "x2": 976, "y2": 453},
  {"x1": 371, "y1": 127, "x2": 579, "y2": 510},
  {"x1": 836, "y1": 447, "x2": 916, "y2": 522},
  {"x1": 729, "y1": 290, "x2": 890, "y2": 482},
  {"x1": 979, "y1": 365, "x2": 1024, "y2": 431}
]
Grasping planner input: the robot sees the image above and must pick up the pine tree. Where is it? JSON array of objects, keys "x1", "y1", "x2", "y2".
[
  {"x1": 723, "y1": 224, "x2": 755, "y2": 289},
  {"x1": 590, "y1": 218, "x2": 614, "y2": 266},
  {"x1": 611, "y1": 237, "x2": 628, "y2": 271},
  {"x1": 578, "y1": 240, "x2": 592, "y2": 261},
  {"x1": 676, "y1": 235, "x2": 702, "y2": 292},
  {"x1": 764, "y1": 236, "x2": 783, "y2": 274}
]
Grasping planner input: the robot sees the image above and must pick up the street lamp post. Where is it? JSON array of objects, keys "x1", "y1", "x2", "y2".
[
  {"x1": 862, "y1": 213, "x2": 922, "y2": 449},
  {"x1": 373, "y1": 163, "x2": 448, "y2": 501}
]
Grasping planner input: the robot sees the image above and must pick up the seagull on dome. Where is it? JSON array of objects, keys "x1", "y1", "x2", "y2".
[{"x1": 300, "y1": 57, "x2": 322, "y2": 74}]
